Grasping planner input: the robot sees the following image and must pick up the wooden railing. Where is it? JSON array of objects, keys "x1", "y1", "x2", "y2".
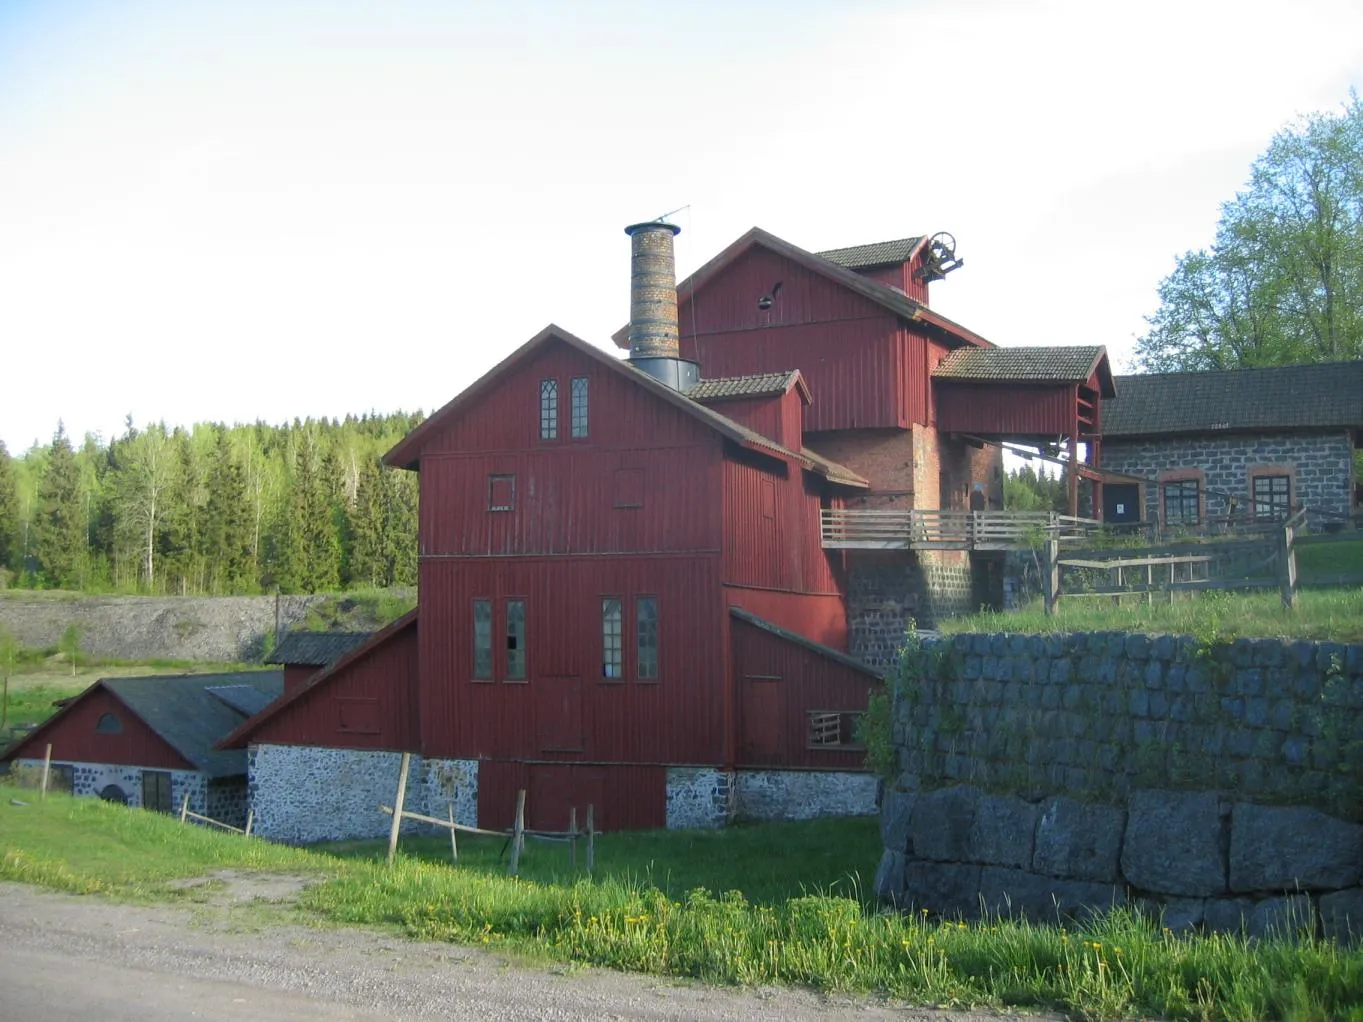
[{"x1": 819, "y1": 509, "x2": 1101, "y2": 551}]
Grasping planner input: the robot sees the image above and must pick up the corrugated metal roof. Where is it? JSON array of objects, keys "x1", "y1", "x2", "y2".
[
  {"x1": 267, "y1": 631, "x2": 372, "y2": 667},
  {"x1": 816, "y1": 237, "x2": 922, "y2": 270},
  {"x1": 934, "y1": 346, "x2": 1107, "y2": 383},
  {"x1": 687, "y1": 371, "x2": 802, "y2": 402},
  {"x1": 1102, "y1": 361, "x2": 1363, "y2": 437},
  {"x1": 105, "y1": 671, "x2": 284, "y2": 778}
]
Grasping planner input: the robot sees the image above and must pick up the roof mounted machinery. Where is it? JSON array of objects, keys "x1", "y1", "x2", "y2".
[{"x1": 913, "y1": 231, "x2": 964, "y2": 283}]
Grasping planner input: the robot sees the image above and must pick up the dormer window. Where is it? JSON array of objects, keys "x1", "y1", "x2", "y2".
[{"x1": 540, "y1": 379, "x2": 558, "y2": 440}]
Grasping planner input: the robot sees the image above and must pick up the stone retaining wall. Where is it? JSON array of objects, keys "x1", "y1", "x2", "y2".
[{"x1": 874, "y1": 783, "x2": 1363, "y2": 941}]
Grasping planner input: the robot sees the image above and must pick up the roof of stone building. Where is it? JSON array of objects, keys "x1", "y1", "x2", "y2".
[
  {"x1": 687, "y1": 371, "x2": 809, "y2": 403},
  {"x1": 816, "y1": 237, "x2": 923, "y2": 269},
  {"x1": 267, "y1": 631, "x2": 372, "y2": 667},
  {"x1": 1101, "y1": 361, "x2": 1363, "y2": 437},
  {"x1": 934, "y1": 345, "x2": 1110, "y2": 384}
]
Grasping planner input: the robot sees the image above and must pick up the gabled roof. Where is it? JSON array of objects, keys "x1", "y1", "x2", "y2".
[
  {"x1": 610, "y1": 227, "x2": 994, "y2": 351},
  {"x1": 686, "y1": 370, "x2": 811, "y2": 404},
  {"x1": 218, "y1": 609, "x2": 418, "y2": 750},
  {"x1": 4, "y1": 671, "x2": 284, "y2": 778},
  {"x1": 729, "y1": 607, "x2": 883, "y2": 680},
  {"x1": 381, "y1": 325, "x2": 866, "y2": 488},
  {"x1": 206, "y1": 685, "x2": 278, "y2": 717},
  {"x1": 815, "y1": 236, "x2": 924, "y2": 270},
  {"x1": 934, "y1": 345, "x2": 1116, "y2": 396},
  {"x1": 1102, "y1": 361, "x2": 1363, "y2": 438},
  {"x1": 267, "y1": 631, "x2": 372, "y2": 667}
]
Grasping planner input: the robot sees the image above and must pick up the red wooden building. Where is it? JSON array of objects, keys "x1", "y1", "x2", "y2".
[{"x1": 222, "y1": 222, "x2": 1112, "y2": 840}]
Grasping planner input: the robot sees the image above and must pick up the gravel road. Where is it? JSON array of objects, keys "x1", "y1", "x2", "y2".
[{"x1": 0, "y1": 880, "x2": 1047, "y2": 1022}]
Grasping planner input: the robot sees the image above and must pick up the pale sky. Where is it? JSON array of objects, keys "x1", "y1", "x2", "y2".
[{"x1": 2, "y1": 0, "x2": 1361, "y2": 453}]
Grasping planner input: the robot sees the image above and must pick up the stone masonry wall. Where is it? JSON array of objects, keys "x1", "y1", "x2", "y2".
[
  {"x1": 1102, "y1": 430, "x2": 1355, "y2": 521},
  {"x1": 12, "y1": 758, "x2": 211, "y2": 819},
  {"x1": 876, "y1": 631, "x2": 1363, "y2": 938},
  {"x1": 848, "y1": 555, "x2": 979, "y2": 666},
  {"x1": 734, "y1": 770, "x2": 878, "y2": 821}
]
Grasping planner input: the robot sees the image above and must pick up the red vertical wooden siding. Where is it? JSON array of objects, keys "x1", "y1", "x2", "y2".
[
  {"x1": 476, "y1": 761, "x2": 666, "y2": 832},
  {"x1": 933, "y1": 381, "x2": 1078, "y2": 436},
  {"x1": 731, "y1": 616, "x2": 877, "y2": 770},
  {"x1": 723, "y1": 587, "x2": 847, "y2": 650},
  {"x1": 419, "y1": 556, "x2": 726, "y2": 764},
  {"x1": 701, "y1": 388, "x2": 803, "y2": 452},
  {"x1": 677, "y1": 246, "x2": 904, "y2": 432},
  {"x1": 283, "y1": 666, "x2": 314, "y2": 695},
  {"x1": 848, "y1": 255, "x2": 929, "y2": 304},
  {"x1": 7, "y1": 687, "x2": 193, "y2": 770},
  {"x1": 249, "y1": 621, "x2": 419, "y2": 752}
]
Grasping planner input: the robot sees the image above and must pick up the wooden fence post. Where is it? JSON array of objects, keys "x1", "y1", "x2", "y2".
[
  {"x1": 386, "y1": 752, "x2": 411, "y2": 867},
  {"x1": 508, "y1": 789, "x2": 526, "y2": 876},
  {"x1": 447, "y1": 801, "x2": 458, "y2": 863},
  {"x1": 568, "y1": 807, "x2": 578, "y2": 870},
  {"x1": 1279, "y1": 523, "x2": 1299, "y2": 610},
  {"x1": 585, "y1": 803, "x2": 595, "y2": 877},
  {"x1": 39, "y1": 744, "x2": 52, "y2": 801},
  {"x1": 245, "y1": 808, "x2": 254, "y2": 837},
  {"x1": 1043, "y1": 539, "x2": 1060, "y2": 616},
  {"x1": 179, "y1": 792, "x2": 190, "y2": 824}
]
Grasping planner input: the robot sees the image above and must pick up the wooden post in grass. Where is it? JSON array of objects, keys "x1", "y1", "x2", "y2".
[
  {"x1": 386, "y1": 752, "x2": 411, "y2": 867},
  {"x1": 508, "y1": 789, "x2": 526, "y2": 876},
  {"x1": 39, "y1": 744, "x2": 52, "y2": 801},
  {"x1": 245, "y1": 808, "x2": 254, "y2": 837},
  {"x1": 179, "y1": 793, "x2": 190, "y2": 824},
  {"x1": 447, "y1": 801, "x2": 458, "y2": 863},
  {"x1": 585, "y1": 803, "x2": 595, "y2": 876},
  {"x1": 1279, "y1": 523, "x2": 1299, "y2": 610},
  {"x1": 1043, "y1": 539, "x2": 1060, "y2": 616},
  {"x1": 568, "y1": 807, "x2": 578, "y2": 869}
]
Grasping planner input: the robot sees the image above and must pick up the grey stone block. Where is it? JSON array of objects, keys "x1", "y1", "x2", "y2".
[
  {"x1": 1320, "y1": 888, "x2": 1363, "y2": 945},
  {"x1": 1230, "y1": 803, "x2": 1363, "y2": 892},
  {"x1": 880, "y1": 788, "x2": 915, "y2": 855},
  {"x1": 1149, "y1": 897, "x2": 1205, "y2": 933},
  {"x1": 1247, "y1": 894, "x2": 1315, "y2": 940},
  {"x1": 979, "y1": 866, "x2": 1125, "y2": 923},
  {"x1": 901, "y1": 861, "x2": 982, "y2": 919},
  {"x1": 907, "y1": 785, "x2": 979, "y2": 861},
  {"x1": 1203, "y1": 897, "x2": 1256, "y2": 934},
  {"x1": 1121, "y1": 790, "x2": 1227, "y2": 897},
  {"x1": 873, "y1": 850, "x2": 907, "y2": 905},
  {"x1": 969, "y1": 793, "x2": 1038, "y2": 868},
  {"x1": 1033, "y1": 796, "x2": 1124, "y2": 882}
]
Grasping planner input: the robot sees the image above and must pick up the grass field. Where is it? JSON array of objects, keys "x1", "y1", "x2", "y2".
[
  {"x1": 943, "y1": 586, "x2": 1363, "y2": 643},
  {"x1": 4, "y1": 789, "x2": 1362, "y2": 1020}
]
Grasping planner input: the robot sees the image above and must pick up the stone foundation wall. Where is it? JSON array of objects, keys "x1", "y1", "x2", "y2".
[
  {"x1": 847, "y1": 555, "x2": 982, "y2": 667},
  {"x1": 875, "y1": 783, "x2": 1363, "y2": 941},
  {"x1": 206, "y1": 779, "x2": 248, "y2": 829},
  {"x1": 733, "y1": 770, "x2": 878, "y2": 821},
  {"x1": 13, "y1": 758, "x2": 206, "y2": 817},
  {"x1": 417, "y1": 757, "x2": 479, "y2": 829},
  {"x1": 665, "y1": 767, "x2": 731, "y2": 829}
]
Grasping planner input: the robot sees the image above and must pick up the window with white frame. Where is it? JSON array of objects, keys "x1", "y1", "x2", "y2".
[
  {"x1": 1252, "y1": 475, "x2": 1291, "y2": 519},
  {"x1": 602, "y1": 598, "x2": 623, "y2": 679},
  {"x1": 570, "y1": 377, "x2": 589, "y2": 438},
  {"x1": 540, "y1": 379, "x2": 558, "y2": 440}
]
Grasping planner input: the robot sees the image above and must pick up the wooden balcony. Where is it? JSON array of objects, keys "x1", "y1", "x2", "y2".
[{"x1": 819, "y1": 509, "x2": 1101, "y2": 551}]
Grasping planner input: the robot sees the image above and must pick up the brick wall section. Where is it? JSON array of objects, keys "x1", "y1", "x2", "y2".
[
  {"x1": 805, "y1": 429, "x2": 916, "y2": 508},
  {"x1": 892, "y1": 632, "x2": 1363, "y2": 820},
  {"x1": 1102, "y1": 431, "x2": 1356, "y2": 521}
]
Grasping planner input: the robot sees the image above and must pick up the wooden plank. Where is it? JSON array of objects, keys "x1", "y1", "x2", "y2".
[
  {"x1": 378, "y1": 804, "x2": 508, "y2": 839},
  {"x1": 448, "y1": 802, "x2": 458, "y2": 863},
  {"x1": 508, "y1": 789, "x2": 526, "y2": 876},
  {"x1": 39, "y1": 744, "x2": 51, "y2": 802},
  {"x1": 387, "y1": 751, "x2": 411, "y2": 867},
  {"x1": 1044, "y1": 539, "x2": 1060, "y2": 616},
  {"x1": 179, "y1": 792, "x2": 189, "y2": 823},
  {"x1": 1280, "y1": 524, "x2": 1299, "y2": 610},
  {"x1": 586, "y1": 803, "x2": 595, "y2": 876}
]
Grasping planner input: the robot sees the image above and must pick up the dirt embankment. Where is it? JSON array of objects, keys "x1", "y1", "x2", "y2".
[{"x1": 0, "y1": 594, "x2": 328, "y2": 662}]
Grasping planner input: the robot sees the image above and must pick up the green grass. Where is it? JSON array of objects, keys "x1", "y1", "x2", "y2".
[
  {"x1": 1297, "y1": 535, "x2": 1363, "y2": 583},
  {"x1": 945, "y1": 587, "x2": 1363, "y2": 643},
  {"x1": 4, "y1": 789, "x2": 1363, "y2": 1020}
]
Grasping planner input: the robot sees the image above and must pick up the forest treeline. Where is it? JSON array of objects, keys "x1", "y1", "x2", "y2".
[{"x1": 0, "y1": 412, "x2": 423, "y2": 595}]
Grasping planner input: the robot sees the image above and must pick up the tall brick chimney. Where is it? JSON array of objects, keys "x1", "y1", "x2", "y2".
[{"x1": 625, "y1": 221, "x2": 699, "y2": 391}]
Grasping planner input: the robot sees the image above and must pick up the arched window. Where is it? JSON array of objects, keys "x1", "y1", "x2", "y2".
[{"x1": 95, "y1": 712, "x2": 122, "y2": 734}]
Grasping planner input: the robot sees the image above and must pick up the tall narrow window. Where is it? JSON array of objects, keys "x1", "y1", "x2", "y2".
[
  {"x1": 540, "y1": 379, "x2": 558, "y2": 439},
  {"x1": 570, "y1": 377, "x2": 589, "y2": 438},
  {"x1": 636, "y1": 597, "x2": 659, "y2": 680},
  {"x1": 1163, "y1": 480, "x2": 1200, "y2": 526},
  {"x1": 473, "y1": 600, "x2": 493, "y2": 680},
  {"x1": 505, "y1": 599, "x2": 526, "y2": 680},
  {"x1": 1252, "y1": 475, "x2": 1291, "y2": 519},
  {"x1": 602, "y1": 598, "x2": 623, "y2": 679}
]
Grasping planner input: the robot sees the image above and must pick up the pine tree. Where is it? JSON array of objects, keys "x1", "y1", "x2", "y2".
[
  {"x1": 32, "y1": 424, "x2": 85, "y2": 588},
  {"x1": 202, "y1": 433, "x2": 253, "y2": 593},
  {"x1": 295, "y1": 431, "x2": 341, "y2": 591},
  {"x1": 347, "y1": 456, "x2": 387, "y2": 588},
  {"x1": 0, "y1": 440, "x2": 18, "y2": 575}
]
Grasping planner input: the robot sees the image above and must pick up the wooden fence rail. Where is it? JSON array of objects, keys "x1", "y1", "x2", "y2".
[{"x1": 177, "y1": 793, "x2": 255, "y2": 836}]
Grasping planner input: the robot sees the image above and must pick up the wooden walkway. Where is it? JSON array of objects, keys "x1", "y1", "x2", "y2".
[{"x1": 819, "y1": 509, "x2": 1100, "y2": 552}]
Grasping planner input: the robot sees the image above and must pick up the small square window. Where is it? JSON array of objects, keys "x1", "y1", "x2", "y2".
[
  {"x1": 1163, "y1": 479, "x2": 1200, "y2": 526},
  {"x1": 488, "y1": 474, "x2": 515, "y2": 512},
  {"x1": 571, "y1": 377, "x2": 589, "y2": 438},
  {"x1": 540, "y1": 379, "x2": 558, "y2": 440},
  {"x1": 1252, "y1": 475, "x2": 1291, "y2": 519}
]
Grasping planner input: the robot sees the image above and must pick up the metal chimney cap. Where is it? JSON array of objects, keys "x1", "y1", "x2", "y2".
[{"x1": 624, "y1": 221, "x2": 681, "y2": 237}]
